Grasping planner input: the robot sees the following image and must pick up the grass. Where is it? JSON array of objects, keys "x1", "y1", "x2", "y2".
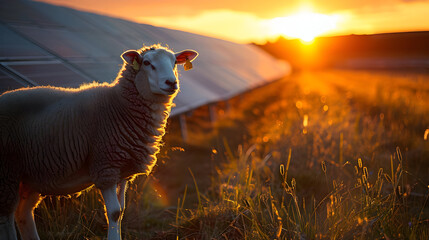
[{"x1": 35, "y1": 69, "x2": 429, "y2": 239}]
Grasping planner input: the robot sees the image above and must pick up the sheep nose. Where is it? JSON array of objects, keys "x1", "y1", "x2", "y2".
[{"x1": 165, "y1": 79, "x2": 178, "y2": 90}]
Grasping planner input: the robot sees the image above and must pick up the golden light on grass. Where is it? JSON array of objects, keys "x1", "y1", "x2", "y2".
[
  {"x1": 323, "y1": 105, "x2": 329, "y2": 112},
  {"x1": 268, "y1": 9, "x2": 341, "y2": 43},
  {"x1": 321, "y1": 161, "x2": 326, "y2": 173},
  {"x1": 303, "y1": 114, "x2": 309, "y2": 127},
  {"x1": 263, "y1": 136, "x2": 270, "y2": 142},
  {"x1": 303, "y1": 114, "x2": 309, "y2": 135},
  {"x1": 151, "y1": 181, "x2": 170, "y2": 206}
]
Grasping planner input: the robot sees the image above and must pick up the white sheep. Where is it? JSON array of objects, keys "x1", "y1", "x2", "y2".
[{"x1": 0, "y1": 44, "x2": 198, "y2": 240}]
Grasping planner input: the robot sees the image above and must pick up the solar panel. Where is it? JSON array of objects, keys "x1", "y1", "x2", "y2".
[
  {"x1": 29, "y1": 2, "x2": 100, "y2": 33},
  {"x1": 0, "y1": 0, "x2": 57, "y2": 26},
  {"x1": 4, "y1": 61, "x2": 90, "y2": 88},
  {"x1": 76, "y1": 32, "x2": 129, "y2": 58},
  {"x1": 70, "y1": 59, "x2": 121, "y2": 83},
  {"x1": 0, "y1": 24, "x2": 52, "y2": 60},
  {"x1": 12, "y1": 25, "x2": 110, "y2": 59}
]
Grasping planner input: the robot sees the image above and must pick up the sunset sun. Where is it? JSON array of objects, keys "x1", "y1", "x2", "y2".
[{"x1": 269, "y1": 10, "x2": 340, "y2": 43}]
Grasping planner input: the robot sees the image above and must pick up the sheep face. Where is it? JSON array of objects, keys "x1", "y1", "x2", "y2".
[
  {"x1": 140, "y1": 49, "x2": 179, "y2": 96},
  {"x1": 122, "y1": 48, "x2": 198, "y2": 97}
]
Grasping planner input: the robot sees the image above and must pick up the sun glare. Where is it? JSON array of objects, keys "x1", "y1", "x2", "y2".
[{"x1": 269, "y1": 10, "x2": 340, "y2": 43}]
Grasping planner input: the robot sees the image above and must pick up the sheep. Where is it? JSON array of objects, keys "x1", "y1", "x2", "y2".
[{"x1": 0, "y1": 44, "x2": 198, "y2": 240}]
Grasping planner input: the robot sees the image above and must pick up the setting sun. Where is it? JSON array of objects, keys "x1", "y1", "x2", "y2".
[{"x1": 268, "y1": 10, "x2": 340, "y2": 42}]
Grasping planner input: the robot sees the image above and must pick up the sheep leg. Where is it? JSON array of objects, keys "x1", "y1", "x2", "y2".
[
  {"x1": 101, "y1": 185, "x2": 123, "y2": 240},
  {"x1": 15, "y1": 186, "x2": 42, "y2": 240},
  {"x1": 0, "y1": 214, "x2": 18, "y2": 240},
  {"x1": 117, "y1": 179, "x2": 128, "y2": 211}
]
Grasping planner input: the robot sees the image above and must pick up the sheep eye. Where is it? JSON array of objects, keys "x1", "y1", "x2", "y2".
[{"x1": 143, "y1": 60, "x2": 156, "y2": 70}]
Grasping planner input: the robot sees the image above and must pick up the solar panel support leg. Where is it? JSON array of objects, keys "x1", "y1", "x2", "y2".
[{"x1": 226, "y1": 100, "x2": 232, "y2": 114}]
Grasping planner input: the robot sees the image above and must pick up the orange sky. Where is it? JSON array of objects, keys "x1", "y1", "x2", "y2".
[{"x1": 38, "y1": 0, "x2": 429, "y2": 43}]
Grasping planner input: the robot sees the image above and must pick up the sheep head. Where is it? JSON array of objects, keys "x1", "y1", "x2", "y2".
[{"x1": 121, "y1": 47, "x2": 198, "y2": 98}]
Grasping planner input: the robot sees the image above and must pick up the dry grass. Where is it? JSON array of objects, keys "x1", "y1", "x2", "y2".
[{"x1": 35, "y1": 69, "x2": 429, "y2": 239}]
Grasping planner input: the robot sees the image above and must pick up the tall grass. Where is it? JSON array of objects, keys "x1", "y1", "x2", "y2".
[
  {"x1": 169, "y1": 70, "x2": 429, "y2": 239},
  {"x1": 35, "y1": 70, "x2": 429, "y2": 239},
  {"x1": 169, "y1": 144, "x2": 428, "y2": 239}
]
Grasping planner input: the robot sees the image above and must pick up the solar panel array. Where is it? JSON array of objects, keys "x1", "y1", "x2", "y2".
[{"x1": 0, "y1": 0, "x2": 290, "y2": 115}]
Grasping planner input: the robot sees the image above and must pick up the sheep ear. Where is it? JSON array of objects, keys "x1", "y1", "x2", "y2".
[
  {"x1": 121, "y1": 50, "x2": 142, "y2": 66},
  {"x1": 175, "y1": 50, "x2": 199, "y2": 65}
]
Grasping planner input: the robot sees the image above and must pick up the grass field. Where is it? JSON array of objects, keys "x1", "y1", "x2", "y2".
[{"x1": 35, "y1": 69, "x2": 429, "y2": 239}]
